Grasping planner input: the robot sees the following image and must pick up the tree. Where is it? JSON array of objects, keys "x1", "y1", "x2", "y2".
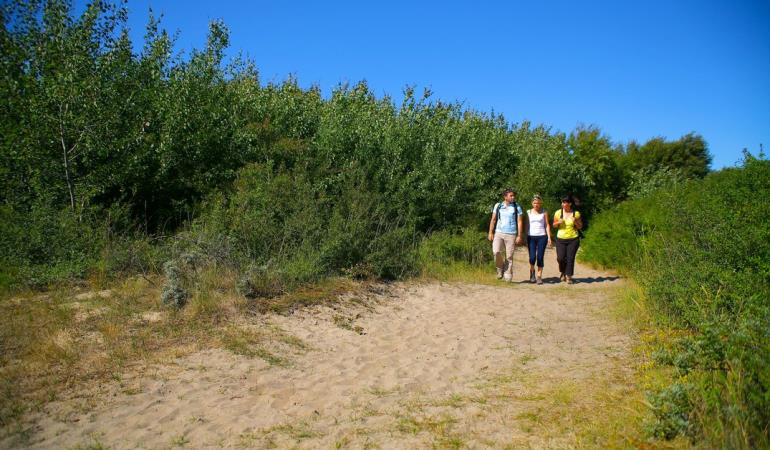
[
  {"x1": 567, "y1": 125, "x2": 626, "y2": 213},
  {"x1": 625, "y1": 133, "x2": 711, "y2": 179}
]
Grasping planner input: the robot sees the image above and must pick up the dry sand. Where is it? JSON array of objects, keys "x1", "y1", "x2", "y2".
[{"x1": 12, "y1": 249, "x2": 633, "y2": 449}]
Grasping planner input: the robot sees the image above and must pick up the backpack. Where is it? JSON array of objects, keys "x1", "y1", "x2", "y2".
[{"x1": 493, "y1": 202, "x2": 519, "y2": 231}]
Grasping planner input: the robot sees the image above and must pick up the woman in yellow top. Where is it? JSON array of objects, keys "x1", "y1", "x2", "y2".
[{"x1": 553, "y1": 195, "x2": 583, "y2": 284}]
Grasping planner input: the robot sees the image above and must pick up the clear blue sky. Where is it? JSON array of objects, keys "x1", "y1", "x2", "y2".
[{"x1": 99, "y1": 0, "x2": 770, "y2": 169}]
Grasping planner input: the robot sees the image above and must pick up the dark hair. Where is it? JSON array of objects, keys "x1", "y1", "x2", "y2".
[
  {"x1": 560, "y1": 195, "x2": 573, "y2": 204},
  {"x1": 503, "y1": 188, "x2": 517, "y2": 196}
]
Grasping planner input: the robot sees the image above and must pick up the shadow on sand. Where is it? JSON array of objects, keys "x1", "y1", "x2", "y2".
[{"x1": 518, "y1": 276, "x2": 621, "y2": 285}]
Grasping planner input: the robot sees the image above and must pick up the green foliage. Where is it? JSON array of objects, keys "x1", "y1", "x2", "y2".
[
  {"x1": 624, "y1": 133, "x2": 711, "y2": 180},
  {"x1": 0, "y1": 201, "x2": 102, "y2": 289},
  {"x1": 364, "y1": 226, "x2": 419, "y2": 280},
  {"x1": 567, "y1": 125, "x2": 625, "y2": 213},
  {"x1": 581, "y1": 157, "x2": 770, "y2": 447},
  {"x1": 0, "y1": 0, "x2": 715, "y2": 293},
  {"x1": 237, "y1": 264, "x2": 286, "y2": 299},
  {"x1": 646, "y1": 382, "x2": 694, "y2": 439},
  {"x1": 418, "y1": 228, "x2": 490, "y2": 267},
  {"x1": 160, "y1": 260, "x2": 189, "y2": 308},
  {"x1": 625, "y1": 166, "x2": 686, "y2": 200}
]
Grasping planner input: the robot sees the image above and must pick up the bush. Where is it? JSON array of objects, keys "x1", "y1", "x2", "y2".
[
  {"x1": 418, "y1": 227, "x2": 490, "y2": 267},
  {"x1": 580, "y1": 157, "x2": 770, "y2": 447},
  {"x1": 365, "y1": 226, "x2": 419, "y2": 280},
  {"x1": 646, "y1": 382, "x2": 694, "y2": 439},
  {"x1": 0, "y1": 202, "x2": 104, "y2": 289},
  {"x1": 160, "y1": 260, "x2": 190, "y2": 308},
  {"x1": 237, "y1": 264, "x2": 286, "y2": 299}
]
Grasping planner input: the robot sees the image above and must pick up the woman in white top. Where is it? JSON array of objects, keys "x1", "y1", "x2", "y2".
[{"x1": 527, "y1": 195, "x2": 553, "y2": 285}]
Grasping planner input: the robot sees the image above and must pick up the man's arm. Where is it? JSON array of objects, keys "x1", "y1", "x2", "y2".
[
  {"x1": 488, "y1": 211, "x2": 496, "y2": 241},
  {"x1": 516, "y1": 211, "x2": 524, "y2": 245}
]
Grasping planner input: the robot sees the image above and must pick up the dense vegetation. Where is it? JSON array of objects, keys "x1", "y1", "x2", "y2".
[
  {"x1": 5, "y1": 1, "x2": 765, "y2": 446},
  {"x1": 580, "y1": 155, "x2": 770, "y2": 448},
  {"x1": 0, "y1": 0, "x2": 712, "y2": 292}
]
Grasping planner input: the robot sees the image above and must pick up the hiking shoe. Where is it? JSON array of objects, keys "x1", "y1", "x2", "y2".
[
  {"x1": 529, "y1": 271, "x2": 536, "y2": 283},
  {"x1": 560, "y1": 273, "x2": 566, "y2": 282},
  {"x1": 503, "y1": 274, "x2": 512, "y2": 282},
  {"x1": 566, "y1": 277, "x2": 574, "y2": 285},
  {"x1": 496, "y1": 269, "x2": 504, "y2": 279},
  {"x1": 536, "y1": 277, "x2": 543, "y2": 285}
]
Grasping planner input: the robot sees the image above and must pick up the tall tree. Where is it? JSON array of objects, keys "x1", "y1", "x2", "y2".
[{"x1": 625, "y1": 133, "x2": 711, "y2": 179}]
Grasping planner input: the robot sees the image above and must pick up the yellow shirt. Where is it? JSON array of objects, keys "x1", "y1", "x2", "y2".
[{"x1": 554, "y1": 209, "x2": 581, "y2": 239}]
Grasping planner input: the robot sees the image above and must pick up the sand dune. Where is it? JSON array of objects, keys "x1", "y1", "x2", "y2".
[{"x1": 16, "y1": 249, "x2": 631, "y2": 449}]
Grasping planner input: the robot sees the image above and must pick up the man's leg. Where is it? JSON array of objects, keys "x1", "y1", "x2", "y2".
[
  {"x1": 503, "y1": 233, "x2": 515, "y2": 281},
  {"x1": 492, "y1": 233, "x2": 505, "y2": 278}
]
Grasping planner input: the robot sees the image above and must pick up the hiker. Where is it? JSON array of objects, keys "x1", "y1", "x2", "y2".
[
  {"x1": 488, "y1": 188, "x2": 524, "y2": 282},
  {"x1": 553, "y1": 195, "x2": 582, "y2": 284},
  {"x1": 527, "y1": 195, "x2": 552, "y2": 285}
]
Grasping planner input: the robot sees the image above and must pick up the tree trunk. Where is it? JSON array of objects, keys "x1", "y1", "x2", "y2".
[{"x1": 60, "y1": 128, "x2": 76, "y2": 213}]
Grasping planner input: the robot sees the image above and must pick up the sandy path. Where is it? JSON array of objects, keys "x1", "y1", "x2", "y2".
[{"x1": 15, "y1": 249, "x2": 631, "y2": 449}]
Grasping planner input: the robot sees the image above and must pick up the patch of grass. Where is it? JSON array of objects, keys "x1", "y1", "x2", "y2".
[
  {"x1": 263, "y1": 420, "x2": 324, "y2": 441},
  {"x1": 395, "y1": 412, "x2": 458, "y2": 436},
  {"x1": 419, "y1": 261, "x2": 496, "y2": 285},
  {"x1": 69, "y1": 434, "x2": 111, "y2": 450},
  {"x1": 219, "y1": 326, "x2": 291, "y2": 367},
  {"x1": 170, "y1": 433, "x2": 190, "y2": 447},
  {"x1": 333, "y1": 313, "x2": 366, "y2": 335},
  {"x1": 432, "y1": 393, "x2": 466, "y2": 409},
  {"x1": 0, "y1": 270, "x2": 365, "y2": 439},
  {"x1": 366, "y1": 386, "x2": 400, "y2": 398},
  {"x1": 247, "y1": 277, "x2": 363, "y2": 314},
  {"x1": 519, "y1": 353, "x2": 536, "y2": 365}
]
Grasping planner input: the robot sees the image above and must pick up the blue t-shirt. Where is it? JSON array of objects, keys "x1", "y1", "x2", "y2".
[{"x1": 493, "y1": 202, "x2": 524, "y2": 234}]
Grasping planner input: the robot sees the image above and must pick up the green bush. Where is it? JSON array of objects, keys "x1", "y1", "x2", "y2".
[
  {"x1": 418, "y1": 227, "x2": 490, "y2": 267},
  {"x1": 0, "y1": 202, "x2": 103, "y2": 289},
  {"x1": 237, "y1": 264, "x2": 287, "y2": 299},
  {"x1": 365, "y1": 226, "x2": 419, "y2": 280},
  {"x1": 646, "y1": 382, "x2": 694, "y2": 439},
  {"x1": 580, "y1": 157, "x2": 770, "y2": 448}
]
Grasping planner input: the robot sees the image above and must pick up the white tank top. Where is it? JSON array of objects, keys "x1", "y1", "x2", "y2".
[{"x1": 528, "y1": 210, "x2": 547, "y2": 236}]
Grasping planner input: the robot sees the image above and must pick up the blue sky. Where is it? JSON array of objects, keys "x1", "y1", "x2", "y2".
[{"x1": 105, "y1": 0, "x2": 768, "y2": 169}]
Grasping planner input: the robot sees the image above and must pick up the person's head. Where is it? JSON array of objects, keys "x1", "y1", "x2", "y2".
[
  {"x1": 531, "y1": 194, "x2": 543, "y2": 211},
  {"x1": 561, "y1": 195, "x2": 573, "y2": 211},
  {"x1": 502, "y1": 188, "x2": 516, "y2": 203}
]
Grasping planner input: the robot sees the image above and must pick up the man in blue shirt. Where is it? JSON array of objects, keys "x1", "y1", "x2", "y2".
[{"x1": 487, "y1": 188, "x2": 524, "y2": 281}]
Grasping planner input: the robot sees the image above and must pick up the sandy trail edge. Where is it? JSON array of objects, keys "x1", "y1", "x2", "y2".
[{"x1": 13, "y1": 249, "x2": 631, "y2": 449}]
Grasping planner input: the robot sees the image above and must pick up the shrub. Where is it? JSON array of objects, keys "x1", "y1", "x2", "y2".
[
  {"x1": 365, "y1": 226, "x2": 419, "y2": 280},
  {"x1": 418, "y1": 227, "x2": 490, "y2": 267},
  {"x1": 580, "y1": 157, "x2": 770, "y2": 447},
  {"x1": 646, "y1": 382, "x2": 694, "y2": 439},
  {"x1": 0, "y1": 202, "x2": 104, "y2": 289},
  {"x1": 160, "y1": 260, "x2": 190, "y2": 308},
  {"x1": 237, "y1": 264, "x2": 286, "y2": 299}
]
